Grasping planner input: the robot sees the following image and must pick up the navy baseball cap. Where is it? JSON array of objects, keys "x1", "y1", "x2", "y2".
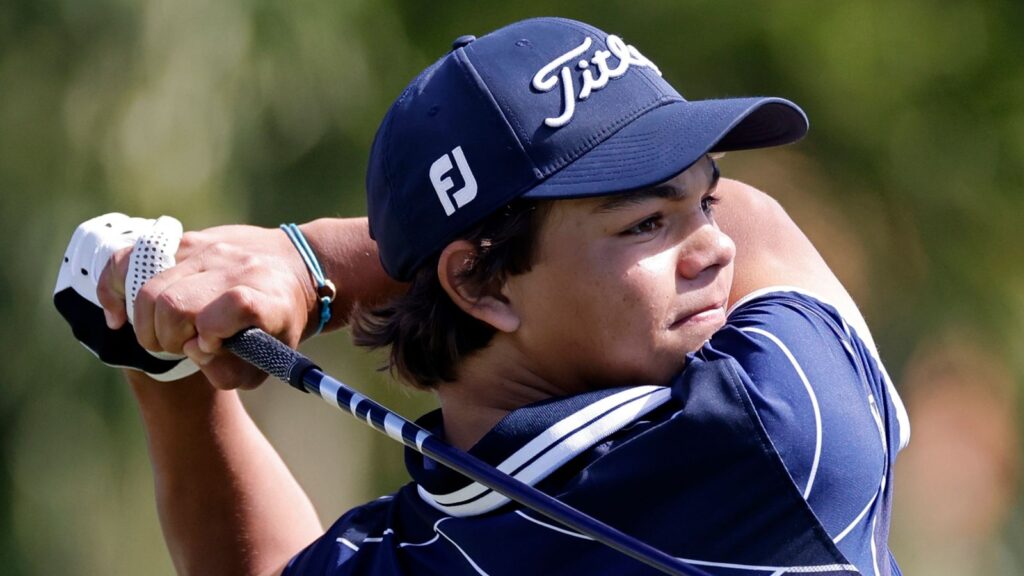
[{"x1": 366, "y1": 17, "x2": 808, "y2": 281}]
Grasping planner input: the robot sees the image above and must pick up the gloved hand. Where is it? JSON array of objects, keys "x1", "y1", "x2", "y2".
[{"x1": 54, "y1": 213, "x2": 199, "y2": 381}]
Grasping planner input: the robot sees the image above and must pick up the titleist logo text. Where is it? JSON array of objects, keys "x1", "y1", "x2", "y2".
[{"x1": 532, "y1": 34, "x2": 662, "y2": 129}]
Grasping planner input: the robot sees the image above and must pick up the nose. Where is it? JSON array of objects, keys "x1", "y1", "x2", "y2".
[{"x1": 676, "y1": 224, "x2": 736, "y2": 280}]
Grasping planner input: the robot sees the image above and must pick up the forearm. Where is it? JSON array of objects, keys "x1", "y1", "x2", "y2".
[
  {"x1": 129, "y1": 370, "x2": 322, "y2": 575},
  {"x1": 296, "y1": 217, "x2": 406, "y2": 335},
  {"x1": 717, "y1": 178, "x2": 859, "y2": 316}
]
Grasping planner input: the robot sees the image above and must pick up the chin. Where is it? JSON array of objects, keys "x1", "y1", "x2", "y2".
[{"x1": 691, "y1": 322, "x2": 726, "y2": 350}]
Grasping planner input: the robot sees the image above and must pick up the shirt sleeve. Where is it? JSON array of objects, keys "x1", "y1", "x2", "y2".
[
  {"x1": 282, "y1": 498, "x2": 393, "y2": 576},
  {"x1": 697, "y1": 288, "x2": 903, "y2": 542}
]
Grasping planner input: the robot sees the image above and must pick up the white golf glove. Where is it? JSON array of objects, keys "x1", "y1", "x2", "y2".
[{"x1": 53, "y1": 213, "x2": 199, "y2": 381}]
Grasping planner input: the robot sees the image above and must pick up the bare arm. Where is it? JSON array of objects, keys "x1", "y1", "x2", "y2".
[
  {"x1": 128, "y1": 369, "x2": 322, "y2": 575},
  {"x1": 100, "y1": 182, "x2": 855, "y2": 391},
  {"x1": 715, "y1": 177, "x2": 863, "y2": 321}
]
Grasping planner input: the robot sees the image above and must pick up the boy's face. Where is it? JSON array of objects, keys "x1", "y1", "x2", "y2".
[{"x1": 504, "y1": 156, "x2": 734, "y2": 391}]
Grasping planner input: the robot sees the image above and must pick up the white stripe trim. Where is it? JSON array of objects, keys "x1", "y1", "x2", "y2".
[
  {"x1": 730, "y1": 286, "x2": 911, "y2": 453},
  {"x1": 419, "y1": 387, "x2": 672, "y2": 516},
  {"x1": 428, "y1": 385, "x2": 666, "y2": 506},
  {"x1": 398, "y1": 534, "x2": 439, "y2": 548},
  {"x1": 867, "y1": 394, "x2": 888, "y2": 461},
  {"x1": 869, "y1": 515, "x2": 881, "y2": 576},
  {"x1": 415, "y1": 430, "x2": 428, "y2": 451},
  {"x1": 514, "y1": 510, "x2": 594, "y2": 541},
  {"x1": 363, "y1": 515, "x2": 858, "y2": 575},
  {"x1": 833, "y1": 486, "x2": 879, "y2": 544},
  {"x1": 336, "y1": 537, "x2": 359, "y2": 552},
  {"x1": 398, "y1": 518, "x2": 447, "y2": 548},
  {"x1": 677, "y1": 556, "x2": 857, "y2": 572},
  {"x1": 437, "y1": 524, "x2": 490, "y2": 575},
  {"x1": 741, "y1": 327, "x2": 823, "y2": 499},
  {"x1": 362, "y1": 528, "x2": 395, "y2": 543}
]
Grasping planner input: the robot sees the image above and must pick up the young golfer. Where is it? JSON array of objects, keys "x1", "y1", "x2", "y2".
[{"x1": 56, "y1": 17, "x2": 908, "y2": 576}]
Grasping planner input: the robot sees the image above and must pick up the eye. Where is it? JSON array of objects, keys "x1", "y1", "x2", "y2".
[
  {"x1": 622, "y1": 214, "x2": 663, "y2": 236},
  {"x1": 701, "y1": 194, "x2": 720, "y2": 215}
]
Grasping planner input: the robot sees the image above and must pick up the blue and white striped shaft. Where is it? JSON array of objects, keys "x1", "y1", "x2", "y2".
[{"x1": 224, "y1": 328, "x2": 709, "y2": 576}]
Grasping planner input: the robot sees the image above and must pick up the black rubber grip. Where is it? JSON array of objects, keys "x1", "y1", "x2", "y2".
[{"x1": 224, "y1": 328, "x2": 318, "y2": 392}]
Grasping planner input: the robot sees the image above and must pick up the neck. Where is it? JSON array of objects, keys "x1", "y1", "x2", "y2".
[{"x1": 435, "y1": 339, "x2": 565, "y2": 451}]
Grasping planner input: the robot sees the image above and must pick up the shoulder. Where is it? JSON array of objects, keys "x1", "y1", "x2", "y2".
[
  {"x1": 708, "y1": 286, "x2": 859, "y2": 369},
  {"x1": 700, "y1": 286, "x2": 910, "y2": 475},
  {"x1": 712, "y1": 286, "x2": 905, "y2": 428},
  {"x1": 705, "y1": 286, "x2": 888, "y2": 409}
]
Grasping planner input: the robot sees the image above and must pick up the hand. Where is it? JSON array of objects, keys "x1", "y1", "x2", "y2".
[
  {"x1": 98, "y1": 225, "x2": 317, "y2": 390},
  {"x1": 54, "y1": 213, "x2": 200, "y2": 381}
]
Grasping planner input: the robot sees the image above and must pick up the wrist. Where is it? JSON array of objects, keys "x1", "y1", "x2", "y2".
[
  {"x1": 283, "y1": 222, "x2": 334, "y2": 338},
  {"x1": 282, "y1": 217, "x2": 407, "y2": 337},
  {"x1": 274, "y1": 225, "x2": 321, "y2": 340}
]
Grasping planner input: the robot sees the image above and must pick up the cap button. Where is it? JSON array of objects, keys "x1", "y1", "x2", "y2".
[{"x1": 451, "y1": 35, "x2": 476, "y2": 50}]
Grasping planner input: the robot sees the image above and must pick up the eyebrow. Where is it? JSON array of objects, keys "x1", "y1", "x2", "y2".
[{"x1": 594, "y1": 158, "x2": 720, "y2": 213}]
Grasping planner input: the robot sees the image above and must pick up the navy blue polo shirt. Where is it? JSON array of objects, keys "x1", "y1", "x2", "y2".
[{"x1": 284, "y1": 289, "x2": 909, "y2": 576}]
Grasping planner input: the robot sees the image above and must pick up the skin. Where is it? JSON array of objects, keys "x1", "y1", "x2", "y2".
[
  {"x1": 98, "y1": 218, "x2": 405, "y2": 389},
  {"x1": 436, "y1": 156, "x2": 734, "y2": 448},
  {"x1": 99, "y1": 167, "x2": 861, "y2": 575},
  {"x1": 126, "y1": 369, "x2": 322, "y2": 576}
]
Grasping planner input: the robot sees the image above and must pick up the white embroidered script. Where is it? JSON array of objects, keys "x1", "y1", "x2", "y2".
[{"x1": 531, "y1": 34, "x2": 662, "y2": 128}]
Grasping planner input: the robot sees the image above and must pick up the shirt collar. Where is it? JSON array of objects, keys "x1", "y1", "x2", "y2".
[{"x1": 406, "y1": 385, "x2": 672, "y2": 517}]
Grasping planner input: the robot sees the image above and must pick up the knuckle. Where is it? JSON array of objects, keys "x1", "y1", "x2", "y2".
[
  {"x1": 155, "y1": 290, "x2": 185, "y2": 315},
  {"x1": 204, "y1": 241, "x2": 235, "y2": 260},
  {"x1": 136, "y1": 328, "x2": 159, "y2": 351},
  {"x1": 136, "y1": 281, "x2": 158, "y2": 306},
  {"x1": 236, "y1": 254, "x2": 267, "y2": 276},
  {"x1": 179, "y1": 230, "x2": 203, "y2": 248},
  {"x1": 226, "y1": 286, "x2": 260, "y2": 318}
]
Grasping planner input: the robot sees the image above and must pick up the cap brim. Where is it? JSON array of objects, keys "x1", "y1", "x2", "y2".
[{"x1": 523, "y1": 97, "x2": 808, "y2": 199}]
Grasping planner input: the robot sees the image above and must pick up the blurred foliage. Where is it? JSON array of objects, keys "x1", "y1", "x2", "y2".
[{"x1": 1, "y1": 0, "x2": 1021, "y2": 574}]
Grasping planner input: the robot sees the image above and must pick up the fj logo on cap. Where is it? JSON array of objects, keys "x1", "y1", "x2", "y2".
[
  {"x1": 532, "y1": 34, "x2": 661, "y2": 129},
  {"x1": 430, "y1": 146, "x2": 477, "y2": 216}
]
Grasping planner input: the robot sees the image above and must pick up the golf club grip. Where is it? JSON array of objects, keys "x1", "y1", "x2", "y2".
[{"x1": 223, "y1": 327, "x2": 317, "y2": 392}]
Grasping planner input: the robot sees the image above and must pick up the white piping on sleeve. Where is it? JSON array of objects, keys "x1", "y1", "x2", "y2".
[
  {"x1": 436, "y1": 524, "x2": 491, "y2": 576},
  {"x1": 514, "y1": 510, "x2": 594, "y2": 541},
  {"x1": 741, "y1": 327, "x2": 823, "y2": 499},
  {"x1": 728, "y1": 285, "x2": 910, "y2": 451},
  {"x1": 336, "y1": 537, "x2": 359, "y2": 552}
]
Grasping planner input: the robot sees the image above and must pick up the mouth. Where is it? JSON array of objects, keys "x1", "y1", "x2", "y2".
[{"x1": 669, "y1": 300, "x2": 728, "y2": 330}]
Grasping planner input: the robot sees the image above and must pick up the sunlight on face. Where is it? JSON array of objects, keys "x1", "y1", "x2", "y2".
[{"x1": 505, "y1": 156, "x2": 736, "y2": 393}]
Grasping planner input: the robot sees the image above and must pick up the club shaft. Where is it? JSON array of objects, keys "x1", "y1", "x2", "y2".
[{"x1": 225, "y1": 328, "x2": 709, "y2": 576}]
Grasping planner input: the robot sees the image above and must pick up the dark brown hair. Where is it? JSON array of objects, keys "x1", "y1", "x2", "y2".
[{"x1": 351, "y1": 200, "x2": 550, "y2": 389}]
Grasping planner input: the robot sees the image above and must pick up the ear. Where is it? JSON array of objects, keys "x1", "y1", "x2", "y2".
[{"x1": 437, "y1": 240, "x2": 520, "y2": 333}]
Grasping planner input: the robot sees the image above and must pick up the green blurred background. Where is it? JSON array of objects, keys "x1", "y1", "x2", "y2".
[{"x1": 2, "y1": 0, "x2": 1021, "y2": 573}]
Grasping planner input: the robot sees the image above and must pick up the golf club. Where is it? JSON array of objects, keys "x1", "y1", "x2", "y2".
[{"x1": 225, "y1": 327, "x2": 711, "y2": 576}]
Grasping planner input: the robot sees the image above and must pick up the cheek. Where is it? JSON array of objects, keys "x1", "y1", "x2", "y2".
[
  {"x1": 574, "y1": 268, "x2": 672, "y2": 353},
  {"x1": 624, "y1": 252, "x2": 678, "y2": 317}
]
